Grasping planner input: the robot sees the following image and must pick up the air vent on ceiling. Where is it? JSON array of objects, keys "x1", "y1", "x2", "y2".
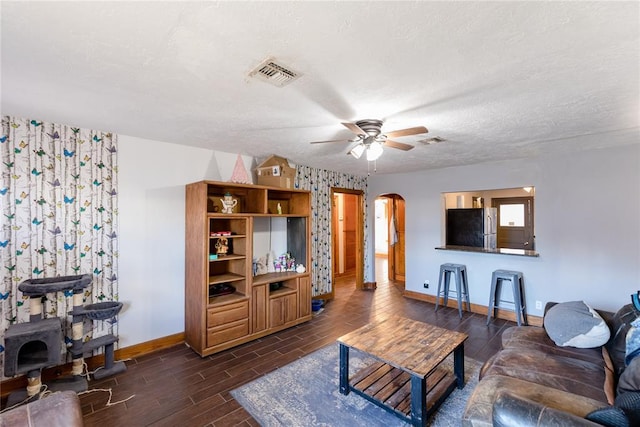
[
  {"x1": 248, "y1": 57, "x2": 301, "y2": 87},
  {"x1": 419, "y1": 137, "x2": 445, "y2": 144}
]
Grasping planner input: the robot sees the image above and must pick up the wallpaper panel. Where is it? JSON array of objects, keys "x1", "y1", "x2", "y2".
[{"x1": 0, "y1": 116, "x2": 118, "y2": 378}]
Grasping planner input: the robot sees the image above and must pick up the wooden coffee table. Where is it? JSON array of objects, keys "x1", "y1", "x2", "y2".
[{"x1": 337, "y1": 316, "x2": 468, "y2": 426}]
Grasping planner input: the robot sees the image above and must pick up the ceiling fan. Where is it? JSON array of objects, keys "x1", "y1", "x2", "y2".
[{"x1": 311, "y1": 119, "x2": 428, "y2": 161}]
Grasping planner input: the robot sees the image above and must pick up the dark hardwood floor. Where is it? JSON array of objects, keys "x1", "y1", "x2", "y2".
[{"x1": 14, "y1": 259, "x2": 515, "y2": 426}]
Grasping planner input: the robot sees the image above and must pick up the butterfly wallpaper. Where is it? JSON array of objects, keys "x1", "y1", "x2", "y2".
[
  {"x1": 294, "y1": 165, "x2": 370, "y2": 296},
  {"x1": 0, "y1": 116, "x2": 118, "y2": 379}
]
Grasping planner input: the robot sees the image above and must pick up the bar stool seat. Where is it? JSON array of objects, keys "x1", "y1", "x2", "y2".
[
  {"x1": 487, "y1": 269, "x2": 527, "y2": 326},
  {"x1": 435, "y1": 263, "x2": 470, "y2": 318}
]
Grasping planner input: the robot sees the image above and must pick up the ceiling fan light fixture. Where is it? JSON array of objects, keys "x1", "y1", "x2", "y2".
[
  {"x1": 350, "y1": 143, "x2": 365, "y2": 159},
  {"x1": 309, "y1": 118, "x2": 427, "y2": 163},
  {"x1": 366, "y1": 141, "x2": 384, "y2": 161}
]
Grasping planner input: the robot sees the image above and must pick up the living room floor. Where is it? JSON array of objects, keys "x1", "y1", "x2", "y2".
[{"x1": 77, "y1": 259, "x2": 514, "y2": 426}]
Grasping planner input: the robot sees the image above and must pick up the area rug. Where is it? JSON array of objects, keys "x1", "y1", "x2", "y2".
[{"x1": 231, "y1": 343, "x2": 480, "y2": 426}]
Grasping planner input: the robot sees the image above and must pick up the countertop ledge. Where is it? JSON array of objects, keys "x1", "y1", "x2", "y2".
[{"x1": 435, "y1": 245, "x2": 540, "y2": 257}]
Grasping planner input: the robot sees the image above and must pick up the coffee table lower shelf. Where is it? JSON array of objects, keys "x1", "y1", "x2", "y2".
[{"x1": 348, "y1": 361, "x2": 457, "y2": 422}]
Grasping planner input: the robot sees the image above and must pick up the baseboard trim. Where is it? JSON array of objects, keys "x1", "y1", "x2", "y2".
[
  {"x1": 362, "y1": 281, "x2": 377, "y2": 290},
  {"x1": 1, "y1": 332, "x2": 185, "y2": 399},
  {"x1": 403, "y1": 290, "x2": 543, "y2": 327}
]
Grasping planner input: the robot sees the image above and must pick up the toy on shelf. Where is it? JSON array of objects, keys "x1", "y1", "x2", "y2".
[
  {"x1": 215, "y1": 237, "x2": 229, "y2": 255},
  {"x1": 274, "y1": 252, "x2": 295, "y2": 272}
]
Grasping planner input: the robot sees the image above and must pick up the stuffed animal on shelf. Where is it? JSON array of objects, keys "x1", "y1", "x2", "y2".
[{"x1": 255, "y1": 256, "x2": 268, "y2": 275}]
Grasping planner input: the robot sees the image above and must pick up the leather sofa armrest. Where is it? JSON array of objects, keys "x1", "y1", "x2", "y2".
[{"x1": 492, "y1": 391, "x2": 602, "y2": 427}]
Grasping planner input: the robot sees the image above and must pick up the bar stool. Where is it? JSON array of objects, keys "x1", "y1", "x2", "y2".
[
  {"x1": 486, "y1": 270, "x2": 527, "y2": 326},
  {"x1": 435, "y1": 263, "x2": 470, "y2": 318}
]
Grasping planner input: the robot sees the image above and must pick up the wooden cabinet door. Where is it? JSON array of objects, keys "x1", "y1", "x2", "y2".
[
  {"x1": 392, "y1": 198, "x2": 406, "y2": 281},
  {"x1": 284, "y1": 293, "x2": 297, "y2": 323},
  {"x1": 388, "y1": 196, "x2": 406, "y2": 283},
  {"x1": 252, "y1": 285, "x2": 267, "y2": 333},
  {"x1": 298, "y1": 276, "x2": 311, "y2": 318},
  {"x1": 269, "y1": 297, "x2": 285, "y2": 328},
  {"x1": 269, "y1": 294, "x2": 297, "y2": 328}
]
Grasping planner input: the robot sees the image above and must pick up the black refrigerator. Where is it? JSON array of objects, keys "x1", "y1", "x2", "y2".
[{"x1": 446, "y1": 208, "x2": 497, "y2": 249}]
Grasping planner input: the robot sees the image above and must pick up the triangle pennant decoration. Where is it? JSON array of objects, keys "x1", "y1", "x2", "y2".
[{"x1": 230, "y1": 154, "x2": 251, "y2": 184}]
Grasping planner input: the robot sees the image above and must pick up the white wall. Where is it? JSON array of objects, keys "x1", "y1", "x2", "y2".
[
  {"x1": 367, "y1": 143, "x2": 640, "y2": 314},
  {"x1": 118, "y1": 135, "x2": 254, "y2": 348}
]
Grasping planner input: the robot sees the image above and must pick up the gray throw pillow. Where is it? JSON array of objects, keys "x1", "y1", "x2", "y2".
[
  {"x1": 618, "y1": 357, "x2": 640, "y2": 394},
  {"x1": 544, "y1": 301, "x2": 610, "y2": 348}
]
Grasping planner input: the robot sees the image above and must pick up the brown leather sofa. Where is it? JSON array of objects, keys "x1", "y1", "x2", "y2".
[
  {"x1": 462, "y1": 303, "x2": 638, "y2": 426},
  {"x1": 0, "y1": 391, "x2": 83, "y2": 427}
]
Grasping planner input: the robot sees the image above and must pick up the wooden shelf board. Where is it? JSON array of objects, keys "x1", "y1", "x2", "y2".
[
  {"x1": 252, "y1": 271, "x2": 307, "y2": 285},
  {"x1": 207, "y1": 292, "x2": 248, "y2": 306},
  {"x1": 209, "y1": 234, "x2": 246, "y2": 239},
  {"x1": 250, "y1": 214, "x2": 307, "y2": 218},
  {"x1": 208, "y1": 273, "x2": 245, "y2": 285},
  {"x1": 350, "y1": 363, "x2": 455, "y2": 417},
  {"x1": 208, "y1": 254, "x2": 245, "y2": 262},
  {"x1": 268, "y1": 287, "x2": 297, "y2": 298},
  {"x1": 210, "y1": 214, "x2": 262, "y2": 217}
]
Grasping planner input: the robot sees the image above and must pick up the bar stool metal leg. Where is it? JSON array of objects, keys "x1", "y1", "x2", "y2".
[
  {"x1": 435, "y1": 265, "x2": 445, "y2": 312},
  {"x1": 512, "y1": 276, "x2": 522, "y2": 326},
  {"x1": 519, "y1": 277, "x2": 528, "y2": 325},
  {"x1": 512, "y1": 274, "x2": 528, "y2": 326},
  {"x1": 454, "y1": 269, "x2": 463, "y2": 318},
  {"x1": 443, "y1": 270, "x2": 451, "y2": 309},
  {"x1": 487, "y1": 271, "x2": 498, "y2": 325},
  {"x1": 460, "y1": 268, "x2": 471, "y2": 312}
]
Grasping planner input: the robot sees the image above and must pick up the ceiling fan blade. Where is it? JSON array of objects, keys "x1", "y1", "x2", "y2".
[
  {"x1": 385, "y1": 126, "x2": 428, "y2": 138},
  {"x1": 384, "y1": 139, "x2": 415, "y2": 151},
  {"x1": 342, "y1": 122, "x2": 367, "y2": 136},
  {"x1": 310, "y1": 138, "x2": 353, "y2": 144}
]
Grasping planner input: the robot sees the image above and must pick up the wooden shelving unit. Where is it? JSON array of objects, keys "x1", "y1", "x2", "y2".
[{"x1": 185, "y1": 180, "x2": 312, "y2": 357}]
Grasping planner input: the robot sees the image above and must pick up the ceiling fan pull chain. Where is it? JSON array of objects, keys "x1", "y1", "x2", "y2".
[{"x1": 367, "y1": 159, "x2": 377, "y2": 175}]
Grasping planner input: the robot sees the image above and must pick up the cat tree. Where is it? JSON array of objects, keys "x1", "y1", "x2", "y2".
[{"x1": 4, "y1": 274, "x2": 125, "y2": 406}]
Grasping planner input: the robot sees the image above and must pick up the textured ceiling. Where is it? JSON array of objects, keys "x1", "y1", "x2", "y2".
[{"x1": 2, "y1": 1, "x2": 639, "y2": 175}]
